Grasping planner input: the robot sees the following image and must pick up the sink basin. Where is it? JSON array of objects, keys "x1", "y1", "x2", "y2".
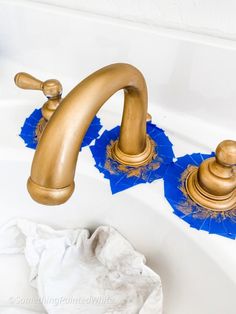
[
  {"x1": 0, "y1": 99, "x2": 235, "y2": 314},
  {"x1": 0, "y1": 1, "x2": 235, "y2": 313}
]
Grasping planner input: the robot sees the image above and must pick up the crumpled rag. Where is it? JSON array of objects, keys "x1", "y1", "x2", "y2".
[{"x1": 0, "y1": 219, "x2": 163, "y2": 314}]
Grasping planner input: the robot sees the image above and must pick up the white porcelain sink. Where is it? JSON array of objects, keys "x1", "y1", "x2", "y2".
[{"x1": 0, "y1": 1, "x2": 236, "y2": 313}]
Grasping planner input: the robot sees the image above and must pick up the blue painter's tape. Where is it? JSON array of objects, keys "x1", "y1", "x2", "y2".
[{"x1": 19, "y1": 108, "x2": 102, "y2": 150}]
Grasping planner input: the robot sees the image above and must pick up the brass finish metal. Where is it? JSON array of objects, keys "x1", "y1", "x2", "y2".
[
  {"x1": 146, "y1": 113, "x2": 152, "y2": 122},
  {"x1": 14, "y1": 72, "x2": 63, "y2": 121},
  {"x1": 35, "y1": 117, "x2": 47, "y2": 142},
  {"x1": 186, "y1": 140, "x2": 236, "y2": 211},
  {"x1": 111, "y1": 135, "x2": 154, "y2": 166},
  {"x1": 27, "y1": 63, "x2": 155, "y2": 205}
]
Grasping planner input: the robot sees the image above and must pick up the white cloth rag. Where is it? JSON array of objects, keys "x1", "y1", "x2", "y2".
[{"x1": 0, "y1": 219, "x2": 163, "y2": 314}]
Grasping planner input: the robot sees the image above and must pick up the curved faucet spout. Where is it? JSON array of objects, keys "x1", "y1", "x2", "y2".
[{"x1": 28, "y1": 63, "x2": 154, "y2": 205}]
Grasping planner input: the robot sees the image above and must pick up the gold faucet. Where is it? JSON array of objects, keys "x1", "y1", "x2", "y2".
[
  {"x1": 186, "y1": 140, "x2": 236, "y2": 211},
  {"x1": 22, "y1": 63, "x2": 155, "y2": 205}
]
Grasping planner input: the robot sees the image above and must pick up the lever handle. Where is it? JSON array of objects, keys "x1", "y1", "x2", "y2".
[
  {"x1": 14, "y1": 72, "x2": 43, "y2": 90},
  {"x1": 15, "y1": 72, "x2": 63, "y2": 121},
  {"x1": 14, "y1": 72, "x2": 62, "y2": 99}
]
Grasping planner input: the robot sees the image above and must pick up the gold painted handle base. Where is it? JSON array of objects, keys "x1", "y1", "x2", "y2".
[
  {"x1": 27, "y1": 177, "x2": 75, "y2": 205},
  {"x1": 111, "y1": 136, "x2": 155, "y2": 167},
  {"x1": 186, "y1": 168, "x2": 236, "y2": 211}
]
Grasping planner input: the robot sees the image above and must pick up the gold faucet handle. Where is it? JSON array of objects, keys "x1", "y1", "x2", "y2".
[
  {"x1": 14, "y1": 72, "x2": 63, "y2": 99},
  {"x1": 216, "y1": 140, "x2": 236, "y2": 167},
  {"x1": 14, "y1": 72, "x2": 63, "y2": 121},
  {"x1": 198, "y1": 140, "x2": 236, "y2": 196},
  {"x1": 186, "y1": 139, "x2": 236, "y2": 211}
]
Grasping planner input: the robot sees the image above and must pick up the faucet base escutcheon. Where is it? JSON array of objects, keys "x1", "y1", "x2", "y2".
[
  {"x1": 186, "y1": 166, "x2": 236, "y2": 211},
  {"x1": 111, "y1": 135, "x2": 155, "y2": 167}
]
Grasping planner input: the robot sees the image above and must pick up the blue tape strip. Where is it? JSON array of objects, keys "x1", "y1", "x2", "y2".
[{"x1": 19, "y1": 109, "x2": 102, "y2": 150}]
